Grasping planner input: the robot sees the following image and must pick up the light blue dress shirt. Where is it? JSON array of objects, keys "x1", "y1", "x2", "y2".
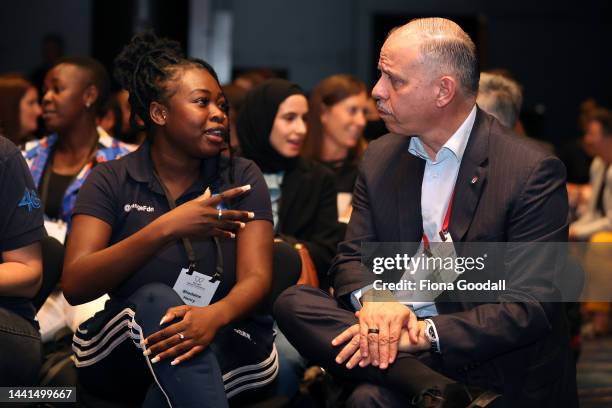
[{"x1": 351, "y1": 105, "x2": 478, "y2": 322}]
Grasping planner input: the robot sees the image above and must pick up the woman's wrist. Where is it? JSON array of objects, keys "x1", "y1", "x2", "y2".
[{"x1": 150, "y1": 214, "x2": 177, "y2": 242}]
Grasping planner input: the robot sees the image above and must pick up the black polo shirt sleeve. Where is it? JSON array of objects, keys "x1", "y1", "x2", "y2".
[
  {"x1": 0, "y1": 138, "x2": 46, "y2": 252},
  {"x1": 230, "y1": 159, "x2": 273, "y2": 223},
  {"x1": 73, "y1": 163, "x2": 119, "y2": 227}
]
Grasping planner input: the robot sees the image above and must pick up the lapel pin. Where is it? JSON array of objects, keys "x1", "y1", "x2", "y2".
[{"x1": 471, "y1": 176, "x2": 478, "y2": 184}]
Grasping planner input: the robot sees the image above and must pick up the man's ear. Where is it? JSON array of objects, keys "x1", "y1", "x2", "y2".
[
  {"x1": 83, "y1": 85, "x2": 99, "y2": 110},
  {"x1": 150, "y1": 101, "x2": 168, "y2": 126},
  {"x1": 435, "y1": 76, "x2": 457, "y2": 108}
]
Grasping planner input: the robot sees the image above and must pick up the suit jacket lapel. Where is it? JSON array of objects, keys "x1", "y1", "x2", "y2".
[
  {"x1": 449, "y1": 109, "x2": 489, "y2": 242},
  {"x1": 396, "y1": 141, "x2": 425, "y2": 243}
]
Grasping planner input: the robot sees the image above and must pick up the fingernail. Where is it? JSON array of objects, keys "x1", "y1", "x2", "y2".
[
  {"x1": 242, "y1": 184, "x2": 251, "y2": 192},
  {"x1": 335, "y1": 357, "x2": 341, "y2": 363},
  {"x1": 346, "y1": 362, "x2": 352, "y2": 369},
  {"x1": 239, "y1": 222, "x2": 246, "y2": 229},
  {"x1": 373, "y1": 360, "x2": 378, "y2": 366},
  {"x1": 389, "y1": 357, "x2": 394, "y2": 364},
  {"x1": 159, "y1": 315, "x2": 168, "y2": 325},
  {"x1": 380, "y1": 363, "x2": 387, "y2": 369},
  {"x1": 247, "y1": 212, "x2": 255, "y2": 219},
  {"x1": 359, "y1": 360, "x2": 366, "y2": 367},
  {"x1": 331, "y1": 340, "x2": 336, "y2": 346},
  {"x1": 171, "y1": 359, "x2": 180, "y2": 366},
  {"x1": 143, "y1": 349, "x2": 151, "y2": 356},
  {"x1": 140, "y1": 338, "x2": 148, "y2": 346},
  {"x1": 151, "y1": 356, "x2": 160, "y2": 364},
  {"x1": 230, "y1": 232, "x2": 236, "y2": 238}
]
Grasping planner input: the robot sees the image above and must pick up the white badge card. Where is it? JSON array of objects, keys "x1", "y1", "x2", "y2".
[{"x1": 173, "y1": 268, "x2": 220, "y2": 307}]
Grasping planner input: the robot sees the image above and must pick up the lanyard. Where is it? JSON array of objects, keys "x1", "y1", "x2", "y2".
[
  {"x1": 422, "y1": 191, "x2": 454, "y2": 252},
  {"x1": 152, "y1": 170, "x2": 223, "y2": 281}
]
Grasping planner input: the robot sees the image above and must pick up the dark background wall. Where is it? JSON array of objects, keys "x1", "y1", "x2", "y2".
[{"x1": 0, "y1": 0, "x2": 610, "y2": 142}]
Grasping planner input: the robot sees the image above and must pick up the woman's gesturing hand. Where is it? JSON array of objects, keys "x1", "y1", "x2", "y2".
[
  {"x1": 157, "y1": 184, "x2": 255, "y2": 240},
  {"x1": 143, "y1": 304, "x2": 226, "y2": 366}
]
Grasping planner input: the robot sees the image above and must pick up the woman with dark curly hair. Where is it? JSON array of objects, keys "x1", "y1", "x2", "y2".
[{"x1": 63, "y1": 32, "x2": 276, "y2": 407}]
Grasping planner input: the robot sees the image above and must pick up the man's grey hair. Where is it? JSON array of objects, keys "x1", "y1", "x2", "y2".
[
  {"x1": 477, "y1": 72, "x2": 523, "y2": 128},
  {"x1": 395, "y1": 18, "x2": 480, "y2": 96}
]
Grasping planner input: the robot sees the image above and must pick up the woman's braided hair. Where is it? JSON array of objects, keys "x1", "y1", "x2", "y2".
[
  {"x1": 114, "y1": 31, "x2": 233, "y2": 181},
  {"x1": 114, "y1": 31, "x2": 220, "y2": 131}
]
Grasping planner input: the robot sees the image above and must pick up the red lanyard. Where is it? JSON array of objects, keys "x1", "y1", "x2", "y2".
[{"x1": 422, "y1": 191, "x2": 454, "y2": 251}]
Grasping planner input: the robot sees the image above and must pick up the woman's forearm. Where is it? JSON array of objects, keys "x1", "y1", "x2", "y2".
[
  {"x1": 212, "y1": 271, "x2": 271, "y2": 326},
  {"x1": 0, "y1": 262, "x2": 42, "y2": 298},
  {"x1": 63, "y1": 219, "x2": 174, "y2": 304}
]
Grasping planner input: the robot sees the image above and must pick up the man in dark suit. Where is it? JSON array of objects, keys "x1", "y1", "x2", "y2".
[{"x1": 274, "y1": 17, "x2": 578, "y2": 408}]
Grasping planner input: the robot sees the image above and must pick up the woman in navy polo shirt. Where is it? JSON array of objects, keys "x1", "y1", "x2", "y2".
[
  {"x1": 62, "y1": 32, "x2": 276, "y2": 407},
  {"x1": 0, "y1": 135, "x2": 45, "y2": 385}
]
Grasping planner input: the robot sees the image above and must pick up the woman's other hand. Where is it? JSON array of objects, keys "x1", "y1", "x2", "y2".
[{"x1": 143, "y1": 303, "x2": 228, "y2": 366}]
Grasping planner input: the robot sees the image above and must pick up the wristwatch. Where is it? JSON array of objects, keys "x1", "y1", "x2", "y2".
[{"x1": 424, "y1": 319, "x2": 440, "y2": 353}]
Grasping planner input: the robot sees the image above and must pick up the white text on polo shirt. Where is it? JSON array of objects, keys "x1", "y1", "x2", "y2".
[{"x1": 124, "y1": 203, "x2": 155, "y2": 213}]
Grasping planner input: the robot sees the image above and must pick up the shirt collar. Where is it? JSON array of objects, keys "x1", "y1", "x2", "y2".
[
  {"x1": 125, "y1": 141, "x2": 219, "y2": 198},
  {"x1": 409, "y1": 105, "x2": 477, "y2": 163}
]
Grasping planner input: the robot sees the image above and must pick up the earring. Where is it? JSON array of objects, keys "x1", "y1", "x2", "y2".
[
  {"x1": 162, "y1": 112, "x2": 167, "y2": 120},
  {"x1": 85, "y1": 102, "x2": 91, "y2": 108}
]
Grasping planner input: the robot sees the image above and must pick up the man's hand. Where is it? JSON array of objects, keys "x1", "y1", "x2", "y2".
[
  {"x1": 332, "y1": 320, "x2": 430, "y2": 370},
  {"x1": 356, "y1": 300, "x2": 419, "y2": 369},
  {"x1": 398, "y1": 320, "x2": 429, "y2": 353}
]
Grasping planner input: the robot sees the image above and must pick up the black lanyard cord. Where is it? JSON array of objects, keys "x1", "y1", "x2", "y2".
[{"x1": 152, "y1": 170, "x2": 223, "y2": 281}]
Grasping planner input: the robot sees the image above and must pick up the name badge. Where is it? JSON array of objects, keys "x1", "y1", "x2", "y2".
[{"x1": 172, "y1": 268, "x2": 219, "y2": 307}]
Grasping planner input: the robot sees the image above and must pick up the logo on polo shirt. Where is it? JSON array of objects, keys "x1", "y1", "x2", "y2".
[
  {"x1": 124, "y1": 203, "x2": 155, "y2": 213},
  {"x1": 18, "y1": 189, "x2": 41, "y2": 212}
]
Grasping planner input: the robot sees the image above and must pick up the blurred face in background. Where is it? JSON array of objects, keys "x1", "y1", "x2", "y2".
[
  {"x1": 269, "y1": 94, "x2": 308, "y2": 158},
  {"x1": 583, "y1": 120, "x2": 609, "y2": 158},
  {"x1": 320, "y1": 91, "x2": 368, "y2": 150},
  {"x1": 42, "y1": 63, "x2": 92, "y2": 133},
  {"x1": 19, "y1": 87, "x2": 42, "y2": 136}
]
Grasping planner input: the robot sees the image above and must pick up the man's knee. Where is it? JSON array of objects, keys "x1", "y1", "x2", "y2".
[{"x1": 273, "y1": 285, "x2": 317, "y2": 324}]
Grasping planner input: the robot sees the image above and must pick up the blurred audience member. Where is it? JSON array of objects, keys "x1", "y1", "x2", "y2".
[
  {"x1": 115, "y1": 89, "x2": 146, "y2": 146},
  {"x1": 237, "y1": 78, "x2": 340, "y2": 283},
  {"x1": 233, "y1": 69, "x2": 273, "y2": 90},
  {"x1": 24, "y1": 57, "x2": 131, "y2": 343},
  {"x1": 24, "y1": 56, "x2": 131, "y2": 236},
  {"x1": 98, "y1": 93, "x2": 121, "y2": 138},
  {"x1": 30, "y1": 34, "x2": 65, "y2": 93},
  {"x1": 570, "y1": 108, "x2": 612, "y2": 240},
  {"x1": 477, "y1": 72, "x2": 523, "y2": 129},
  {"x1": 221, "y1": 83, "x2": 248, "y2": 153},
  {"x1": 478, "y1": 72, "x2": 553, "y2": 152},
  {"x1": 0, "y1": 135, "x2": 45, "y2": 386},
  {"x1": 558, "y1": 99, "x2": 599, "y2": 185},
  {"x1": 0, "y1": 74, "x2": 42, "y2": 146},
  {"x1": 303, "y1": 74, "x2": 369, "y2": 220}
]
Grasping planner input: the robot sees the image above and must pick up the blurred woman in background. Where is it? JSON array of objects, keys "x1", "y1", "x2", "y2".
[
  {"x1": 24, "y1": 56, "x2": 130, "y2": 232},
  {"x1": 237, "y1": 78, "x2": 340, "y2": 283},
  {"x1": 302, "y1": 74, "x2": 369, "y2": 220},
  {"x1": 0, "y1": 74, "x2": 42, "y2": 146}
]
